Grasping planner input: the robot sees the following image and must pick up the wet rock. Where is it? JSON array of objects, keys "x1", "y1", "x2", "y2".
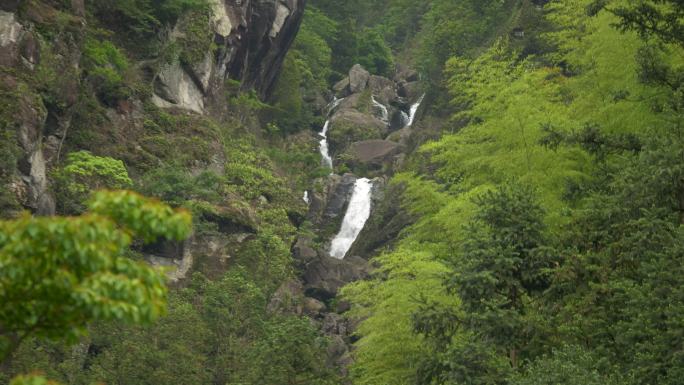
[
  {"x1": 323, "y1": 174, "x2": 357, "y2": 221},
  {"x1": 348, "y1": 64, "x2": 370, "y2": 94},
  {"x1": 346, "y1": 139, "x2": 403, "y2": 168},
  {"x1": 303, "y1": 255, "x2": 369, "y2": 301},
  {"x1": 368, "y1": 75, "x2": 397, "y2": 105},
  {"x1": 389, "y1": 109, "x2": 410, "y2": 131},
  {"x1": 328, "y1": 110, "x2": 386, "y2": 154}
]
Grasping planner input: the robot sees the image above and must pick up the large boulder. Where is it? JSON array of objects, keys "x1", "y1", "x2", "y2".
[
  {"x1": 153, "y1": 63, "x2": 205, "y2": 113},
  {"x1": 348, "y1": 64, "x2": 370, "y2": 94},
  {"x1": 367, "y1": 75, "x2": 397, "y2": 105},
  {"x1": 303, "y1": 255, "x2": 369, "y2": 301},
  {"x1": 333, "y1": 77, "x2": 351, "y2": 98},
  {"x1": 395, "y1": 65, "x2": 419, "y2": 83},
  {"x1": 293, "y1": 236, "x2": 319, "y2": 264},
  {"x1": 327, "y1": 109, "x2": 386, "y2": 155},
  {"x1": 345, "y1": 140, "x2": 403, "y2": 168}
]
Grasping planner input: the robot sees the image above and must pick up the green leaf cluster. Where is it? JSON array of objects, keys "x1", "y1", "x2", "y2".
[{"x1": 0, "y1": 190, "x2": 191, "y2": 363}]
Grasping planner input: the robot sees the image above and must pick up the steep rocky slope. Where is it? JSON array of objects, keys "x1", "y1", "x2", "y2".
[{"x1": 0, "y1": 0, "x2": 305, "y2": 217}]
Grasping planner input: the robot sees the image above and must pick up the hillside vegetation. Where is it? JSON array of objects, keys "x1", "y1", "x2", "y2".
[
  {"x1": 1, "y1": 0, "x2": 684, "y2": 384},
  {"x1": 340, "y1": 1, "x2": 684, "y2": 384}
]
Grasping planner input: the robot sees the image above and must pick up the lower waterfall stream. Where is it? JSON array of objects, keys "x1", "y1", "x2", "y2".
[{"x1": 329, "y1": 178, "x2": 374, "y2": 259}]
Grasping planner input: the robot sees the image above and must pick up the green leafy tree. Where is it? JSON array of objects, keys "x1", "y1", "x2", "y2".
[
  {"x1": 606, "y1": 0, "x2": 684, "y2": 46},
  {"x1": 511, "y1": 345, "x2": 628, "y2": 385},
  {"x1": 414, "y1": 183, "x2": 554, "y2": 383},
  {"x1": 357, "y1": 29, "x2": 395, "y2": 76},
  {"x1": 242, "y1": 316, "x2": 339, "y2": 385},
  {"x1": 0, "y1": 190, "x2": 192, "y2": 364}
]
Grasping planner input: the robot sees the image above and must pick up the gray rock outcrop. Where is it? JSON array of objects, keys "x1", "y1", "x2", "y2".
[
  {"x1": 348, "y1": 64, "x2": 370, "y2": 93},
  {"x1": 153, "y1": 0, "x2": 306, "y2": 113},
  {"x1": 346, "y1": 139, "x2": 403, "y2": 168}
]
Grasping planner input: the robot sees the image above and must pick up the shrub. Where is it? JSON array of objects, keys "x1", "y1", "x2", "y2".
[
  {"x1": 82, "y1": 39, "x2": 131, "y2": 105},
  {"x1": 53, "y1": 151, "x2": 133, "y2": 214}
]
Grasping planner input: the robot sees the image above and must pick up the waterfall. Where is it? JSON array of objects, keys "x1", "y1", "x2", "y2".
[
  {"x1": 318, "y1": 97, "x2": 344, "y2": 170},
  {"x1": 329, "y1": 178, "x2": 373, "y2": 259},
  {"x1": 319, "y1": 120, "x2": 333, "y2": 169},
  {"x1": 303, "y1": 191, "x2": 310, "y2": 204},
  {"x1": 329, "y1": 96, "x2": 343, "y2": 110},
  {"x1": 371, "y1": 96, "x2": 389, "y2": 122},
  {"x1": 407, "y1": 94, "x2": 425, "y2": 127}
]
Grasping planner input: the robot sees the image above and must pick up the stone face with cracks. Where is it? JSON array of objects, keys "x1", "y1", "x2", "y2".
[
  {"x1": 152, "y1": 0, "x2": 306, "y2": 113},
  {"x1": 346, "y1": 140, "x2": 403, "y2": 167},
  {"x1": 348, "y1": 64, "x2": 370, "y2": 94},
  {"x1": 153, "y1": 63, "x2": 205, "y2": 113}
]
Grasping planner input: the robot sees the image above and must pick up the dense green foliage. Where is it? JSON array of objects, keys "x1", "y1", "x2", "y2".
[
  {"x1": 342, "y1": 0, "x2": 684, "y2": 384},
  {"x1": 6, "y1": 0, "x2": 684, "y2": 384}
]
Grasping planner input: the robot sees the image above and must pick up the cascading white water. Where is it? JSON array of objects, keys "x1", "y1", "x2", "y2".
[
  {"x1": 318, "y1": 97, "x2": 344, "y2": 170},
  {"x1": 303, "y1": 191, "x2": 310, "y2": 204},
  {"x1": 329, "y1": 96, "x2": 343, "y2": 110},
  {"x1": 371, "y1": 96, "x2": 389, "y2": 122},
  {"x1": 407, "y1": 94, "x2": 425, "y2": 127},
  {"x1": 318, "y1": 120, "x2": 333, "y2": 169},
  {"x1": 329, "y1": 178, "x2": 373, "y2": 259}
]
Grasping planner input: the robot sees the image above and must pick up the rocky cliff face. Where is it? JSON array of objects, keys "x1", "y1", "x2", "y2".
[
  {"x1": 153, "y1": 0, "x2": 306, "y2": 113},
  {"x1": 0, "y1": 0, "x2": 305, "y2": 218}
]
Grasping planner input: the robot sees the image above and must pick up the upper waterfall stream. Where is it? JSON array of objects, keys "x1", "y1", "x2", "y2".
[
  {"x1": 318, "y1": 97, "x2": 343, "y2": 170},
  {"x1": 407, "y1": 94, "x2": 425, "y2": 127},
  {"x1": 319, "y1": 120, "x2": 333, "y2": 169}
]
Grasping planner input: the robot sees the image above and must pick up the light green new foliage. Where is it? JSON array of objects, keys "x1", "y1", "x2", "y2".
[
  {"x1": 0, "y1": 190, "x2": 192, "y2": 363},
  {"x1": 342, "y1": 248, "x2": 456, "y2": 385},
  {"x1": 60, "y1": 151, "x2": 133, "y2": 194},
  {"x1": 9, "y1": 374, "x2": 59, "y2": 385},
  {"x1": 344, "y1": 3, "x2": 674, "y2": 384}
]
